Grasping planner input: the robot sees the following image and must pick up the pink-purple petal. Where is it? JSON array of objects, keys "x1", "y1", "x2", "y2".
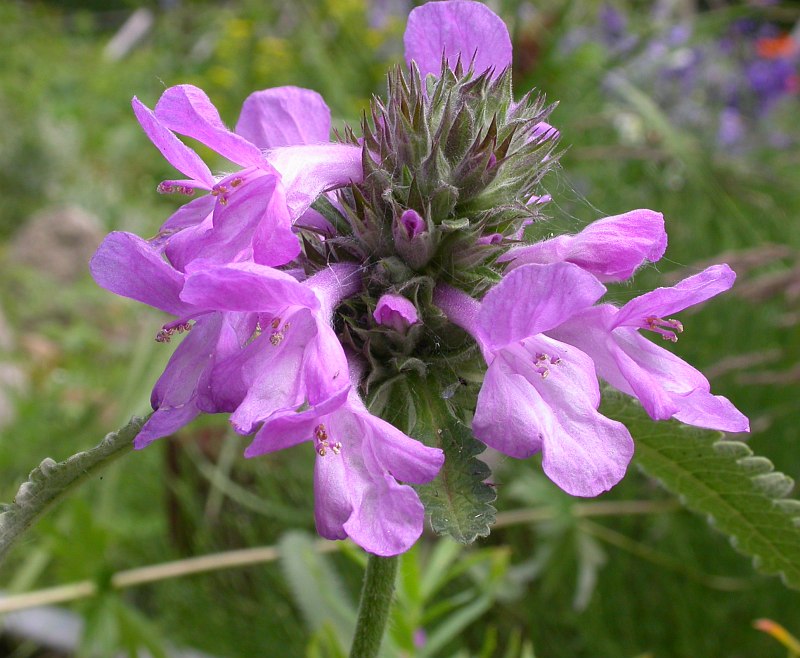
[
  {"x1": 360, "y1": 414, "x2": 444, "y2": 484},
  {"x1": 224, "y1": 310, "x2": 321, "y2": 435},
  {"x1": 314, "y1": 451, "x2": 352, "y2": 541},
  {"x1": 614, "y1": 264, "x2": 736, "y2": 329},
  {"x1": 137, "y1": 313, "x2": 225, "y2": 448},
  {"x1": 477, "y1": 263, "x2": 606, "y2": 349},
  {"x1": 154, "y1": 85, "x2": 263, "y2": 168},
  {"x1": 342, "y1": 470, "x2": 426, "y2": 556},
  {"x1": 180, "y1": 262, "x2": 320, "y2": 313},
  {"x1": 500, "y1": 210, "x2": 667, "y2": 282},
  {"x1": 90, "y1": 231, "x2": 192, "y2": 317},
  {"x1": 473, "y1": 362, "x2": 545, "y2": 459},
  {"x1": 236, "y1": 86, "x2": 332, "y2": 149},
  {"x1": 244, "y1": 387, "x2": 351, "y2": 457},
  {"x1": 404, "y1": 0, "x2": 512, "y2": 79},
  {"x1": 672, "y1": 390, "x2": 750, "y2": 433},
  {"x1": 265, "y1": 143, "x2": 364, "y2": 218},
  {"x1": 132, "y1": 97, "x2": 214, "y2": 188},
  {"x1": 473, "y1": 337, "x2": 633, "y2": 496},
  {"x1": 250, "y1": 178, "x2": 302, "y2": 266},
  {"x1": 160, "y1": 195, "x2": 215, "y2": 232}
]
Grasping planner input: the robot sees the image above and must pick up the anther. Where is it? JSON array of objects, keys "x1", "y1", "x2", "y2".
[
  {"x1": 644, "y1": 316, "x2": 684, "y2": 342},
  {"x1": 155, "y1": 320, "x2": 192, "y2": 343},
  {"x1": 314, "y1": 424, "x2": 340, "y2": 458},
  {"x1": 268, "y1": 319, "x2": 290, "y2": 346},
  {"x1": 157, "y1": 182, "x2": 195, "y2": 196}
]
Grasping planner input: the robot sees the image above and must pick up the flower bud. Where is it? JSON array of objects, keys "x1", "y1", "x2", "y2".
[
  {"x1": 392, "y1": 208, "x2": 437, "y2": 270},
  {"x1": 373, "y1": 294, "x2": 419, "y2": 334}
]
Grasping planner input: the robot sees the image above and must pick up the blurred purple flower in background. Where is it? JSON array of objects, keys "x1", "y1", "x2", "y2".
[{"x1": 565, "y1": 3, "x2": 799, "y2": 152}]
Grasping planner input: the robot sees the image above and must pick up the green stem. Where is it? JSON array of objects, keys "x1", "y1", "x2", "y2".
[
  {"x1": 349, "y1": 553, "x2": 399, "y2": 658},
  {"x1": 0, "y1": 415, "x2": 147, "y2": 565}
]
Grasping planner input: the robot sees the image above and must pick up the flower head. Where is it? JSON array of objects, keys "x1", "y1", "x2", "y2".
[{"x1": 90, "y1": 0, "x2": 748, "y2": 555}]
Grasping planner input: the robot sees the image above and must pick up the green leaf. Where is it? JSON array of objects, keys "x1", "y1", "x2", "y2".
[
  {"x1": 310, "y1": 195, "x2": 351, "y2": 236},
  {"x1": 602, "y1": 393, "x2": 800, "y2": 588},
  {"x1": 279, "y1": 531, "x2": 356, "y2": 650},
  {"x1": 0, "y1": 415, "x2": 147, "y2": 565},
  {"x1": 407, "y1": 376, "x2": 496, "y2": 544}
]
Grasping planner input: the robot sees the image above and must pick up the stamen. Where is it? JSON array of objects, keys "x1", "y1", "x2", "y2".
[
  {"x1": 155, "y1": 320, "x2": 192, "y2": 343},
  {"x1": 314, "y1": 424, "x2": 341, "y2": 457},
  {"x1": 532, "y1": 353, "x2": 563, "y2": 378},
  {"x1": 210, "y1": 168, "x2": 260, "y2": 206},
  {"x1": 157, "y1": 182, "x2": 195, "y2": 196},
  {"x1": 269, "y1": 320, "x2": 291, "y2": 346},
  {"x1": 644, "y1": 316, "x2": 684, "y2": 342}
]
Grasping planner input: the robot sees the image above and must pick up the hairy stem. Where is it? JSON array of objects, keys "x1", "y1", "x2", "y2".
[
  {"x1": 0, "y1": 415, "x2": 147, "y2": 565},
  {"x1": 349, "y1": 553, "x2": 399, "y2": 658}
]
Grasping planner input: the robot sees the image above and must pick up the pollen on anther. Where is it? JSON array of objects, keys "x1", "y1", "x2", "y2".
[
  {"x1": 645, "y1": 316, "x2": 684, "y2": 342},
  {"x1": 155, "y1": 321, "x2": 192, "y2": 343}
]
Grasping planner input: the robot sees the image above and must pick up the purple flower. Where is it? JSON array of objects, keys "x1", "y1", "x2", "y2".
[
  {"x1": 718, "y1": 106, "x2": 746, "y2": 147},
  {"x1": 89, "y1": 232, "x2": 259, "y2": 447},
  {"x1": 246, "y1": 362, "x2": 444, "y2": 556},
  {"x1": 178, "y1": 262, "x2": 362, "y2": 435},
  {"x1": 404, "y1": 0, "x2": 512, "y2": 79},
  {"x1": 135, "y1": 85, "x2": 362, "y2": 270},
  {"x1": 435, "y1": 263, "x2": 635, "y2": 497},
  {"x1": 499, "y1": 209, "x2": 667, "y2": 282},
  {"x1": 550, "y1": 265, "x2": 750, "y2": 432}
]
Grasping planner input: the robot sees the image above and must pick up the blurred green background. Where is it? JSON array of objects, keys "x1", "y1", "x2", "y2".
[{"x1": 0, "y1": 0, "x2": 799, "y2": 656}]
